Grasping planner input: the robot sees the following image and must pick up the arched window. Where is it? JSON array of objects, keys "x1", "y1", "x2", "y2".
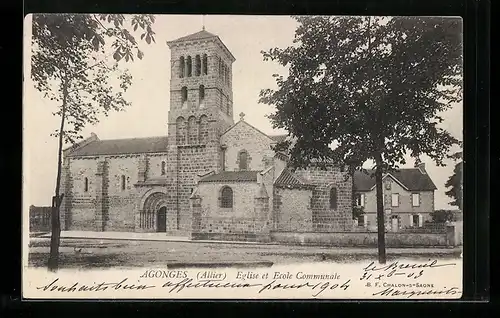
[
  {"x1": 176, "y1": 116, "x2": 186, "y2": 144},
  {"x1": 161, "y1": 161, "x2": 166, "y2": 175},
  {"x1": 84, "y1": 177, "x2": 88, "y2": 192},
  {"x1": 188, "y1": 116, "x2": 197, "y2": 144},
  {"x1": 121, "y1": 175, "x2": 126, "y2": 191},
  {"x1": 195, "y1": 55, "x2": 201, "y2": 76},
  {"x1": 202, "y1": 54, "x2": 208, "y2": 75},
  {"x1": 226, "y1": 65, "x2": 230, "y2": 84},
  {"x1": 226, "y1": 98, "x2": 230, "y2": 115},
  {"x1": 198, "y1": 115, "x2": 208, "y2": 143},
  {"x1": 329, "y1": 187, "x2": 338, "y2": 210},
  {"x1": 181, "y1": 86, "x2": 188, "y2": 109},
  {"x1": 239, "y1": 150, "x2": 248, "y2": 170},
  {"x1": 199, "y1": 85, "x2": 205, "y2": 108},
  {"x1": 220, "y1": 186, "x2": 233, "y2": 208},
  {"x1": 179, "y1": 56, "x2": 185, "y2": 78},
  {"x1": 186, "y1": 56, "x2": 192, "y2": 77},
  {"x1": 222, "y1": 64, "x2": 226, "y2": 83}
]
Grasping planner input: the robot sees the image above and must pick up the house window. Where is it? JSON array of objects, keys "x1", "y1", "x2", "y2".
[
  {"x1": 161, "y1": 161, "x2": 166, "y2": 175},
  {"x1": 195, "y1": 55, "x2": 201, "y2": 76},
  {"x1": 220, "y1": 186, "x2": 233, "y2": 208},
  {"x1": 330, "y1": 187, "x2": 338, "y2": 210},
  {"x1": 179, "y1": 56, "x2": 185, "y2": 78},
  {"x1": 199, "y1": 85, "x2": 205, "y2": 108},
  {"x1": 186, "y1": 56, "x2": 192, "y2": 77},
  {"x1": 238, "y1": 150, "x2": 248, "y2": 170},
  {"x1": 355, "y1": 193, "x2": 365, "y2": 207},
  {"x1": 412, "y1": 193, "x2": 420, "y2": 207},
  {"x1": 84, "y1": 177, "x2": 88, "y2": 192},
  {"x1": 202, "y1": 54, "x2": 208, "y2": 75},
  {"x1": 391, "y1": 193, "x2": 399, "y2": 207},
  {"x1": 412, "y1": 214, "x2": 419, "y2": 227},
  {"x1": 121, "y1": 175, "x2": 126, "y2": 191}
]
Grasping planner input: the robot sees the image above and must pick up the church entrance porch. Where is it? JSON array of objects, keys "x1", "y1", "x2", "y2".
[{"x1": 136, "y1": 191, "x2": 172, "y2": 233}]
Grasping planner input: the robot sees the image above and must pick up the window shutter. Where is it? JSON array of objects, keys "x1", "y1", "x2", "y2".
[{"x1": 418, "y1": 214, "x2": 423, "y2": 227}]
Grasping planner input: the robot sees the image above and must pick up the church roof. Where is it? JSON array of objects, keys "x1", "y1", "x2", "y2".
[
  {"x1": 353, "y1": 169, "x2": 437, "y2": 191},
  {"x1": 274, "y1": 168, "x2": 313, "y2": 189},
  {"x1": 198, "y1": 171, "x2": 259, "y2": 183},
  {"x1": 67, "y1": 136, "x2": 168, "y2": 157},
  {"x1": 169, "y1": 29, "x2": 218, "y2": 43},
  {"x1": 167, "y1": 29, "x2": 236, "y2": 62}
]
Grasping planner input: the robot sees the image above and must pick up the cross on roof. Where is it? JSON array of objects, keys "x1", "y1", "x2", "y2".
[{"x1": 239, "y1": 112, "x2": 245, "y2": 121}]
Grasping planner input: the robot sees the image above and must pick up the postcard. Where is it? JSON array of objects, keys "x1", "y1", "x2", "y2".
[{"x1": 23, "y1": 14, "x2": 464, "y2": 299}]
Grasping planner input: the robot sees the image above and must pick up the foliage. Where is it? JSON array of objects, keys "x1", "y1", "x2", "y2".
[
  {"x1": 259, "y1": 16, "x2": 463, "y2": 174},
  {"x1": 430, "y1": 209, "x2": 457, "y2": 223},
  {"x1": 352, "y1": 205, "x2": 365, "y2": 220},
  {"x1": 259, "y1": 16, "x2": 463, "y2": 263},
  {"x1": 31, "y1": 13, "x2": 156, "y2": 143},
  {"x1": 445, "y1": 152, "x2": 463, "y2": 210},
  {"x1": 30, "y1": 13, "x2": 156, "y2": 271}
]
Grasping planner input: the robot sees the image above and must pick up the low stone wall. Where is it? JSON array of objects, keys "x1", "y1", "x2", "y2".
[
  {"x1": 270, "y1": 230, "x2": 452, "y2": 247},
  {"x1": 191, "y1": 232, "x2": 271, "y2": 243}
]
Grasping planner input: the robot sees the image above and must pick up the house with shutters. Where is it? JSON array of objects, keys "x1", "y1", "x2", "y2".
[
  {"x1": 352, "y1": 164, "x2": 437, "y2": 231},
  {"x1": 58, "y1": 28, "x2": 438, "y2": 242}
]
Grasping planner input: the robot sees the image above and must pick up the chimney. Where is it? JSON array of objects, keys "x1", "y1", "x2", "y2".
[{"x1": 416, "y1": 162, "x2": 426, "y2": 174}]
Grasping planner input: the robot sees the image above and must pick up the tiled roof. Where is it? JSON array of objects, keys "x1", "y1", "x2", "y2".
[
  {"x1": 354, "y1": 169, "x2": 437, "y2": 191},
  {"x1": 274, "y1": 168, "x2": 313, "y2": 188},
  {"x1": 67, "y1": 137, "x2": 168, "y2": 157},
  {"x1": 169, "y1": 30, "x2": 218, "y2": 43},
  {"x1": 198, "y1": 171, "x2": 259, "y2": 183},
  {"x1": 269, "y1": 135, "x2": 288, "y2": 143}
]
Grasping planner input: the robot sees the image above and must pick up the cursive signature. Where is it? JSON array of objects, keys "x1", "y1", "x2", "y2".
[
  {"x1": 36, "y1": 278, "x2": 155, "y2": 292},
  {"x1": 162, "y1": 278, "x2": 261, "y2": 293},
  {"x1": 363, "y1": 259, "x2": 456, "y2": 273},
  {"x1": 372, "y1": 286, "x2": 461, "y2": 298},
  {"x1": 258, "y1": 279, "x2": 351, "y2": 297}
]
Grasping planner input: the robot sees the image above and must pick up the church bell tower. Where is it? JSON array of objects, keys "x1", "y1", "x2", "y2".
[
  {"x1": 165, "y1": 28, "x2": 236, "y2": 234},
  {"x1": 166, "y1": 29, "x2": 235, "y2": 146}
]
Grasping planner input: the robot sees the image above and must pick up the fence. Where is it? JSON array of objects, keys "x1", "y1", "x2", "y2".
[{"x1": 29, "y1": 205, "x2": 52, "y2": 232}]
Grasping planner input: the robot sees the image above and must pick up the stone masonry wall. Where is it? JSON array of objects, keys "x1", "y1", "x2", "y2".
[
  {"x1": 146, "y1": 154, "x2": 168, "y2": 179},
  {"x1": 105, "y1": 156, "x2": 140, "y2": 231},
  {"x1": 295, "y1": 167, "x2": 354, "y2": 231},
  {"x1": 196, "y1": 181, "x2": 265, "y2": 235},
  {"x1": 274, "y1": 188, "x2": 313, "y2": 232},
  {"x1": 221, "y1": 121, "x2": 275, "y2": 172},
  {"x1": 65, "y1": 157, "x2": 98, "y2": 231}
]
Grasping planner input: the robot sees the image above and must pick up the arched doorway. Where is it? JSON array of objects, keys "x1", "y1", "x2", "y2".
[
  {"x1": 140, "y1": 192, "x2": 168, "y2": 232},
  {"x1": 157, "y1": 207, "x2": 167, "y2": 232}
]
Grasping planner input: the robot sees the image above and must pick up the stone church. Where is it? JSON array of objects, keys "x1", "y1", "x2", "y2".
[{"x1": 59, "y1": 29, "x2": 436, "y2": 242}]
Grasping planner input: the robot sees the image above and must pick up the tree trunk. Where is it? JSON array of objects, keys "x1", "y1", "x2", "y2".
[
  {"x1": 375, "y1": 153, "x2": 386, "y2": 264},
  {"x1": 47, "y1": 79, "x2": 68, "y2": 272}
]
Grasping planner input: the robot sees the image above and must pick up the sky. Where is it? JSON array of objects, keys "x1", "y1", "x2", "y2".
[{"x1": 23, "y1": 14, "x2": 463, "y2": 209}]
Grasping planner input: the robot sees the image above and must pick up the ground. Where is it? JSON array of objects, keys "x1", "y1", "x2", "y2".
[{"x1": 28, "y1": 237, "x2": 461, "y2": 269}]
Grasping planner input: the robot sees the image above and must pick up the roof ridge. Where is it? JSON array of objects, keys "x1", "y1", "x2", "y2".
[
  {"x1": 222, "y1": 120, "x2": 280, "y2": 143},
  {"x1": 95, "y1": 136, "x2": 167, "y2": 142}
]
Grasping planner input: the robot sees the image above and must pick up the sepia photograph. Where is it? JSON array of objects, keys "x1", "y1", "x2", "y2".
[{"x1": 23, "y1": 14, "x2": 464, "y2": 299}]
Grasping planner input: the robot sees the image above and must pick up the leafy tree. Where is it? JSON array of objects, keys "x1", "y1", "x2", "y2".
[
  {"x1": 30, "y1": 13, "x2": 156, "y2": 271},
  {"x1": 259, "y1": 16, "x2": 462, "y2": 264},
  {"x1": 430, "y1": 209, "x2": 457, "y2": 223},
  {"x1": 445, "y1": 152, "x2": 463, "y2": 210}
]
